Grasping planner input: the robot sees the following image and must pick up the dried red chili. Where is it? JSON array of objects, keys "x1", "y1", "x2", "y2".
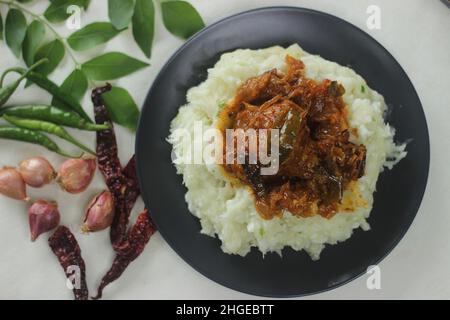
[
  {"x1": 92, "y1": 85, "x2": 157, "y2": 299},
  {"x1": 92, "y1": 209, "x2": 156, "y2": 299},
  {"x1": 92, "y1": 83, "x2": 125, "y2": 198},
  {"x1": 48, "y1": 226, "x2": 89, "y2": 300},
  {"x1": 92, "y1": 84, "x2": 132, "y2": 247},
  {"x1": 117, "y1": 155, "x2": 141, "y2": 249},
  {"x1": 121, "y1": 155, "x2": 141, "y2": 230},
  {"x1": 122, "y1": 155, "x2": 138, "y2": 190}
]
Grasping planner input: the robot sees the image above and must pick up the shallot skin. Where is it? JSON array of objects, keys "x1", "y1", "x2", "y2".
[
  {"x1": 29, "y1": 200, "x2": 60, "y2": 241},
  {"x1": 83, "y1": 191, "x2": 114, "y2": 232},
  {"x1": 19, "y1": 157, "x2": 56, "y2": 188},
  {"x1": 0, "y1": 167, "x2": 28, "y2": 200},
  {"x1": 58, "y1": 158, "x2": 97, "y2": 194}
]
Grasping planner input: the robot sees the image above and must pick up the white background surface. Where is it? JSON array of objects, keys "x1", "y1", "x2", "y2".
[{"x1": 0, "y1": 0, "x2": 449, "y2": 300}]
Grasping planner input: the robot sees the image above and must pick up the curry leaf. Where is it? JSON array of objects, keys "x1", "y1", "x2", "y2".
[
  {"x1": 102, "y1": 86, "x2": 140, "y2": 131},
  {"x1": 52, "y1": 69, "x2": 88, "y2": 109},
  {"x1": 5, "y1": 9, "x2": 27, "y2": 57},
  {"x1": 34, "y1": 39, "x2": 65, "y2": 76},
  {"x1": 22, "y1": 20, "x2": 46, "y2": 66},
  {"x1": 44, "y1": 0, "x2": 91, "y2": 23},
  {"x1": 108, "y1": 0, "x2": 135, "y2": 30},
  {"x1": 81, "y1": 52, "x2": 149, "y2": 80},
  {"x1": 132, "y1": 0, "x2": 154, "y2": 58},
  {"x1": 67, "y1": 22, "x2": 124, "y2": 51},
  {"x1": 161, "y1": 0, "x2": 204, "y2": 39}
]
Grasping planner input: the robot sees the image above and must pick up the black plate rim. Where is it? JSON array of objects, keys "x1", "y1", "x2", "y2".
[{"x1": 136, "y1": 6, "x2": 430, "y2": 298}]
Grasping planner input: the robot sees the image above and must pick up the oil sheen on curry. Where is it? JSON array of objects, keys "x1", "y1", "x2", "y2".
[{"x1": 218, "y1": 56, "x2": 367, "y2": 220}]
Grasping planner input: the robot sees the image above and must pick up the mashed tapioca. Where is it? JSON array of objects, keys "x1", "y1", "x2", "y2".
[{"x1": 168, "y1": 44, "x2": 406, "y2": 260}]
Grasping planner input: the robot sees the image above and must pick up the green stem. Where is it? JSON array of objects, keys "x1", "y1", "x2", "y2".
[
  {"x1": 0, "y1": 68, "x2": 22, "y2": 87},
  {"x1": 0, "y1": 0, "x2": 81, "y2": 68},
  {"x1": 0, "y1": 59, "x2": 48, "y2": 86}
]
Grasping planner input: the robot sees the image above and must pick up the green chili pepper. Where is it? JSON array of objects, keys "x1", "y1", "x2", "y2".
[
  {"x1": 27, "y1": 71, "x2": 92, "y2": 121},
  {"x1": 0, "y1": 105, "x2": 110, "y2": 131},
  {"x1": 0, "y1": 59, "x2": 48, "y2": 107},
  {"x1": 0, "y1": 126, "x2": 82, "y2": 158},
  {"x1": 3, "y1": 115, "x2": 96, "y2": 155},
  {"x1": 2, "y1": 68, "x2": 92, "y2": 121}
]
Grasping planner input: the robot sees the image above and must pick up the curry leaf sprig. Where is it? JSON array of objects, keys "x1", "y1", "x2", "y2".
[
  {"x1": 0, "y1": 0, "x2": 204, "y2": 131},
  {"x1": 0, "y1": 0, "x2": 204, "y2": 155},
  {"x1": 0, "y1": 0, "x2": 147, "y2": 131},
  {"x1": 0, "y1": 1, "x2": 124, "y2": 129}
]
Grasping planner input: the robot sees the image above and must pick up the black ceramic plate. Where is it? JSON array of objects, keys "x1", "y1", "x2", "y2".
[{"x1": 136, "y1": 7, "x2": 429, "y2": 297}]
